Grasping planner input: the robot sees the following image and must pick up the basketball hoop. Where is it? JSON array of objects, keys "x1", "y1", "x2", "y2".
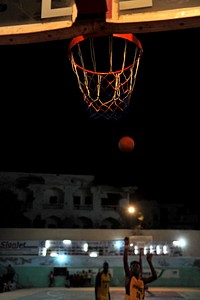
[{"x1": 68, "y1": 33, "x2": 143, "y2": 119}]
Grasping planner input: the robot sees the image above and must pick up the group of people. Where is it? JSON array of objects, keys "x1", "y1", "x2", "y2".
[
  {"x1": 48, "y1": 268, "x2": 70, "y2": 288},
  {"x1": 95, "y1": 236, "x2": 157, "y2": 300},
  {"x1": 48, "y1": 268, "x2": 93, "y2": 288},
  {"x1": 0, "y1": 264, "x2": 16, "y2": 293}
]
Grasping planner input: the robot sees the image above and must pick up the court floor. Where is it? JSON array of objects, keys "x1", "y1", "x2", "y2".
[{"x1": 1, "y1": 287, "x2": 200, "y2": 300}]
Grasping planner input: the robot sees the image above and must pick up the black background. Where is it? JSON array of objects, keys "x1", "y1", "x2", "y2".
[{"x1": 0, "y1": 28, "x2": 199, "y2": 204}]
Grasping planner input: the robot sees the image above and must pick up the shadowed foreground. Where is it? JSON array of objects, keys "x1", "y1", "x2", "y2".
[{"x1": 1, "y1": 287, "x2": 200, "y2": 300}]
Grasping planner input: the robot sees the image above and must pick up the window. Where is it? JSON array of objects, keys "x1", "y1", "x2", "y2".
[
  {"x1": 85, "y1": 196, "x2": 92, "y2": 205},
  {"x1": 49, "y1": 196, "x2": 58, "y2": 204},
  {"x1": 73, "y1": 196, "x2": 81, "y2": 205},
  {"x1": 101, "y1": 193, "x2": 121, "y2": 206}
]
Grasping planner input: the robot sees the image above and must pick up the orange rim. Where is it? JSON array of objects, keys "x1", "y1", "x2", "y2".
[
  {"x1": 68, "y1": 33, "x2": 143, "y2": 53},
  {"x1": 68, "y1": 33, "x2": 143, "y2": 75}
]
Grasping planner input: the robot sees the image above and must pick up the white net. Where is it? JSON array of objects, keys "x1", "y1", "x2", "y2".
[{"x1": 68, "y1": 34, "x2": 143, "y2": 120}]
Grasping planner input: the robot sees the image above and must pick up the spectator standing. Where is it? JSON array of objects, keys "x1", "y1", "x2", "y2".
[
  {"x1": 65, "y1": 268, "x2": 70, "y2": 288},
  {"x1": 48, "y1": 271, "x2": 55, "y2": 287},
  {"x1": 7, "y1": 264, "x2": 15, "y2": 282}
]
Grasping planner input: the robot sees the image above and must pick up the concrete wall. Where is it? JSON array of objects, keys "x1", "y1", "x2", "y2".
[{"x1": 0, "y1": 255, "x2": 200, "y2": 288}]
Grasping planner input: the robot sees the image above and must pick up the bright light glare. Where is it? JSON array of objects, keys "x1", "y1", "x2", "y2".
[
  {"x1": 150, "y1": 245, "x2": 154, "y2": 254},
  {"x1": 57, "y1": 254, "x2": 66, "y2": 262},
  {"x1": 83, "y1": 243, "x2": 88, "y2": 252},
  {"x1": 115, "y1": 241, "x2": 122, "y2": 249},
  {"x1": 128, "y1": 206, "x2": 135, "y2": 214},
  {"x1": 163, "y1": 245, "x2": 168, "y2": 254},
  {"x1": 89, "y1": 251, "x2": 98, "y2": 257},
  {"x1": 45, "y1": 240, "x2": 51, "y2": 249},
  {"x1": 173, "y1": 238, "x2": 186, "y2": 248},
  {"x1": 63, "y1": 240, "x2": 72, "y2": 245},
  {"x1": 50, "y1": 251, "x2": 58, "y2": 257},
  {"x1": 144, "y1": 247, "x2": 148, "y2": 255},
  {"x1": 179, "y1": 238, "x2": 186, "y2": 248},
  {"x1": 156, "y1": 245, "x2": 161, "y2": 255}
]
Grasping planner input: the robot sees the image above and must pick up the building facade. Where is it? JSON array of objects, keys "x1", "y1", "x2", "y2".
[{"x1": 0, "y1": 172, "x2": 199, "y2": 230}]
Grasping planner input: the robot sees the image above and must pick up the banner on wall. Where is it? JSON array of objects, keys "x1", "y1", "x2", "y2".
[{"x1": 0, "y1": 240, "x2": 39, "y2": 255}]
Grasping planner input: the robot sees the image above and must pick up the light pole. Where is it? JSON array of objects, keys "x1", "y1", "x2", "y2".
[
  {"x1": 136, "y1": 211, "x2": 144, "y2": 235},
  {"x1": 128, "y1": 206, "x2": 144, "y2": 232},
  {"x1": 128, "y1": 206, "x2": 136, "y2": 229}
]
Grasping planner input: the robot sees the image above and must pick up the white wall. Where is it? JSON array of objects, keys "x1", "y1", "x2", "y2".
[{"x1": 0, "y1": 228, "x2": 199, "y2": 256}]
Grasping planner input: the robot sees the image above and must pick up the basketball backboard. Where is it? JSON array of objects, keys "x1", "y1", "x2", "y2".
[{"x1": 0, "y1": 0, "x2": 200, "y2": 45}]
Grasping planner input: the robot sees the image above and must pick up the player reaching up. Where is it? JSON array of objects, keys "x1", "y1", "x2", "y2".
[{"x1": 123, "y1": 236, "x2": 157, "y2": 300}]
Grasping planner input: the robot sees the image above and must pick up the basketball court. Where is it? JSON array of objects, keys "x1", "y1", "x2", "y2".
[
  {"x1": 0, "y1": 3, "x2": 200, "y2": 298},
  {"x1": 1, "y1": 287, "x2": 200, "y2": 300}
]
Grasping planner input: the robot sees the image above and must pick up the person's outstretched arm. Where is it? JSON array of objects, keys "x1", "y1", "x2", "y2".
[
  {"x1": 123, "y1": 237, "x2": 130, "y2": 277},
  {"x1": 139, "y1": 248, "x2": 143, "y2": 277},
  {"x1": 143, "y1": 253, "x2": 157, "y2": 284}
]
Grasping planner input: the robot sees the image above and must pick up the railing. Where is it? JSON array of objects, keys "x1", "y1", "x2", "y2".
[
  {"x1": 38, "y1": 240, "x2": 182, "y2": 257},
  {"x1": 73, "y1": 205, "x2": 93, "y2": 211},
  {"x1": 42, "y1": 203, "x2": 64, "y2": 209},
  {"x1": 102, "y1": 205, "x2": 118, "y2": 211}
]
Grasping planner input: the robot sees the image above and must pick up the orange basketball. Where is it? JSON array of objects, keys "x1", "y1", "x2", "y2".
[{"x1": 118, "y1": 136, "x2": 135, "y2": 153}]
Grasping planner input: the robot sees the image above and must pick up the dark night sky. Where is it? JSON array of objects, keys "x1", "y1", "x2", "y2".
[{"x1": 0, "y1": 27, "x2": 199, "y2": 203}]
